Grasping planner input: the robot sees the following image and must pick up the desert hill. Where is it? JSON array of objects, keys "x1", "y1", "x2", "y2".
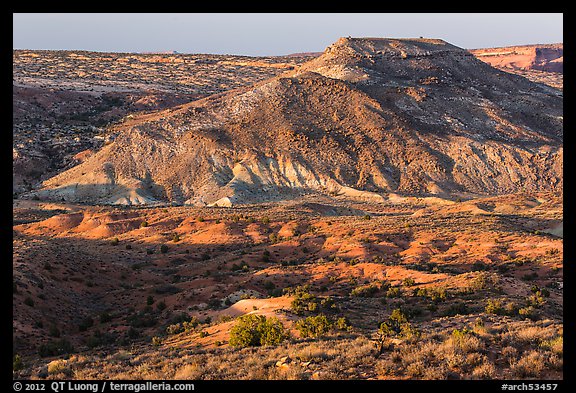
[{"x1": 31, "y1": 38, "x2": 563, "y2": 206}]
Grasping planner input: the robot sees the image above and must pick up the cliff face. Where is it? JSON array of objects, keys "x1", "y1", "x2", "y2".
[
  {"x1": 34, "y1": 38, "x2": 563, "y2": 206},
  {"x1": 469, "y1": 43, "x2": 563, "y2": 73}
]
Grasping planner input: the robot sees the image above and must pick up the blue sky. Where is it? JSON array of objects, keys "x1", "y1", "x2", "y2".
[{"x1": 13, "y1": 13, "x2": 563, "y2": 56}]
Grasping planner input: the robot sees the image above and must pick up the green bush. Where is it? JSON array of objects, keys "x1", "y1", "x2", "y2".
[
  {"x1": 111, "y1": 237, "x2": 119, "y2": 246},
  {"x1": 38, "y1": 339, "x2": 74, "y2": 357},
  {"x1": 289, "y1": 286, "x2": 319, "y2": 315},
  {"x1": 295, "y1": 314, "x2": 333, "y2": 338},
  {"x1": 262, "y1": 250, "x2": 271, "y2": 263},
  {"x1": 99, "y1": 312, "x2": 112, "y2": 324},
  {"x1": 443, "y1": 301, "x2": 470, "y2": 317},
  {"x1": 78, "y1": 316, "x2": 94, "y2": 332},
  {"x1": 518, "y1": 306, "x2": 540, "y2": 320},
  {"x1": 13, "y1": 354, "x2": 24, "y2": 371},
  {"x1": 385, "y1": 287, "x2": 401, "y2": 298},
  {"x1": 378, "y1": 309, "x2": 419, "y2": 340},
  {"x1": 485, "y1": 299, "x2": 506, "y2": 315},
  {"x1": 485, "y1": 299, "x2": 520, "y2": 316},
  {"x1": 229, "y1": 315, "x2": 289, "y2": 348},
  {"x1": 350, "y1": 283, "x2": 379, "y2": 297}
]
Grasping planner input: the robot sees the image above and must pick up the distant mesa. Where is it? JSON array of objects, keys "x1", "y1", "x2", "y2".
[
  {"x1": 469, "y1": 43, "x2": 563, "y2": 73},
  {"x1": 31, "y1": 37, "x2": 563, "y2": 206},
  {"x1": 139, "y1": 50, "x2": 182, "y2": 54}
]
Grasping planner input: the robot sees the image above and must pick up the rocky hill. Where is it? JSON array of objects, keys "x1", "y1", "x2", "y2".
[
  {"x1": 12, "y1": 50, "x2": 314, "y2": 194},
  {"x1": 31, "y1": 38, "x2": 563, "y2": 206}
]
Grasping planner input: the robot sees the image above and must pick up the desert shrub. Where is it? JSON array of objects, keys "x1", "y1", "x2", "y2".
[
  {"x1": 207, "y1": 298, "x2": 222, "y2": 310},
  {"x1": 469, "y1": 272, "x2": 500, "y2": 291},
  {"x1": 427, "y1": 286, "x2": 448, "y2": 302},
  {"x1": 335, "y1": 317, "x2": 351, "y2": 331},
  {"x1": 472, "y1": 362, "x2": 496, "y2": 379},
  {"x1": 350, "y1": 283, "x2": 379, "y2": 297},
  {"x1": 86, "y1": 334, "x2": 102, "y2": 349},
  {"x1": 24, "y1": 297, "x2": 34, "y2": 307},
  {"x1": 449, "y1": 328, "x2": 484, "y2": 353},
  {"x1": 527, "y1": 290, "x2": 547, "y2": 308},
  {"x1": 111, "y1": 237, "x2": 119, "y2": 246},
  {"x1": 471, "y1": 261, "x2": 488, "y2": 271},
  {"x1": 147, "y1": 295, "x2": 155, "y2": 306},
  {"x1": 13, "y1": 354, "x2": 24, "y2": 371},
  {"x1": 38, "y1": 339, "x2": 74, "y2": 357},
  {"x1": 156, "y1": 301, "x2": 166, "y2": 311},
  {"x1": 160, "y1": 244, "x2": 169, "y2": 254},
  {"x1": 403, "y1": 277, "x2": 416, "y2": 287},
  {"x1": 289, "y1": 285, "x2": 319, "y2": 315},
  {"x1": 378, "y1": 309, "x2": 419, "y2": 340},
  {"x1": 442, "y1": 301, "x2": 469, "y2": 317},
  {"x1": 363, "y1": 214, "x2": 371, "y2": 220},
  {"x1": 262, "y1": 280, "x2": 275, "y2": 291},
  {"x1": 511, "y1": 350, "x2": 547, "y2": 378},
  {"x1": 78, "y1": 316, "x2": 94, "y2": 332},
  {"x1": 166, "y1": 323, "x2": 184, "y2": 335},
  {"x1": 49, "y1": 325, "x2": 61, "y2": 337},
  {"x1": 151, "y1": 336, "x2": 162, "y2": 346},
  {"x1": 522, "y1": 272, "x2": 538, "y2": 281},
  {"x1": 295, "y1": 314, "x2": 333, "y2": 338},
  {"x1": 485, "y1": 299, "x2": 505, "y2": 315},
  {"x1": 140, "y1": 221, "x2": 148, "y2": 228},
  {"x1": 229, "y1": 314, "x2": 289, "y2": 348},
  {"x1": 174, "y1": 363, "x2": 203, "y2": 380},
  {"x1": 540, "y1": 336, "x2": 563, "y2": 355},
  {"x1": 125, "y1": 244, "x2": 132, "y2": 250},
  {"x1": 231, "y1": 261, "x2": 248, "y2": 272},
  {"x1": 127, "y1": 312, "x2": 157, "y2": 328},
  {"x1": 262, "y1": 250, "x2": 271, "y2": 263},
  {"x1": 127, "y1": 327, "x2": 140, "y2": 339},
  {"x1": 385, "y1": 287, "x2": 401, "y2": 298},
  {"x1": 320, "y1": 296, "x2": 336, "y2": 309},
  {"x1": 47, "y1": 359, "x2": 68, "y2": 375}
]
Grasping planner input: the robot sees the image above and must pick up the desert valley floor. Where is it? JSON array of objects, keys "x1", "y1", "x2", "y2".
[{"x1": 13, "y1": 191, "x2": 563, "y2": 379}]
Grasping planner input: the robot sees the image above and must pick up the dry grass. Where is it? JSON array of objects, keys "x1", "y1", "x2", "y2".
[{"x1": 17, "y1": 316, "x2": 562, "y2": 381}]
